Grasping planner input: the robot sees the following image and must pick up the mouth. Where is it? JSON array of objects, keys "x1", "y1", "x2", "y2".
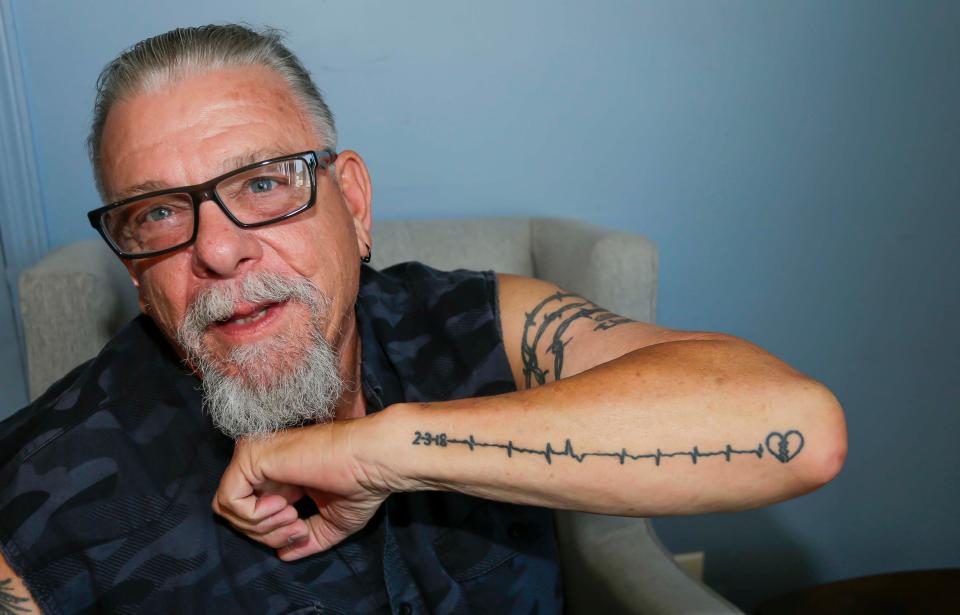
[
  {"x1": 210, "y1": 300, "x2": 288, "y2": 339},
  {"x1": 222, "y1": 304, "x2": 272, "y2": 325}
]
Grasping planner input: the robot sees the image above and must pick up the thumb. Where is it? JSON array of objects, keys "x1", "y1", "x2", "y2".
[{"x1": 276, "y1": 512, "x2": 354, "y2": 561}]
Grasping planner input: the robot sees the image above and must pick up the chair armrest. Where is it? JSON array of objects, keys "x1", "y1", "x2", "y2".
[
  {"x1": 531, "y1": 218, "x2": 657, "y2": 323},
  {"x1": 19, "y1": 240, "x2": 138, "y2": 400},
  {"x1": 555, "y1": 511, "x2": 742, "y2": 614}
]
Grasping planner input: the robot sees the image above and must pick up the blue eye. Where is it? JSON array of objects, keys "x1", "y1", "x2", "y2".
[
  {"x1": 249, "y1": 178, "x2": 278, "y2": 193},
  {"x1": 145, "y1": 207, "x2": 173, "y2": 222}
]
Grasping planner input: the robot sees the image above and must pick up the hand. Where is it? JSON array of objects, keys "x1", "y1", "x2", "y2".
[{"x1": 212, "y1": 417, "x2": 392, "y2": 561}]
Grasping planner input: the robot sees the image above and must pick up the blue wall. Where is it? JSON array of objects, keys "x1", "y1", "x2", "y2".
[{"x1": 6, "y1": 0, "x2": 959, "y2": 609}]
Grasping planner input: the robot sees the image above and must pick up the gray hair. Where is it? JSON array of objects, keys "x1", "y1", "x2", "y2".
[{"x1": 88, "y1": 24, "x2": 337, "y2": 199}]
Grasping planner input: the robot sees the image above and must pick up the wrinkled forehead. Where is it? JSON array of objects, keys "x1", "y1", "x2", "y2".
[{"x1": 98, "y1": 65, "x2": 318, "y2": 199}]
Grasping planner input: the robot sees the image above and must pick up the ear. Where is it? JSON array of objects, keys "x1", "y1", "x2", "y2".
[{"x1": 332, "y1": 149, "x2": 374, "y2": 258}]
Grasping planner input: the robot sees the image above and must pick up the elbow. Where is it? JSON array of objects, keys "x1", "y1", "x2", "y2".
[
  {"x1": 798, "y1": 381, "x2": 848, "y2": 490},
  {"x1": 812, "y1": 428, "x2": 847, "y2": 490}
]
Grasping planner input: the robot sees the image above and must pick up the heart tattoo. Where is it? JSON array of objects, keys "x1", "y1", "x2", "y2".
[{"x1": 765, "y1": 430, "x2": 805, "y2": 463}]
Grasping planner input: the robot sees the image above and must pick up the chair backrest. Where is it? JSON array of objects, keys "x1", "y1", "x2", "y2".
[{"x1": 372, "y1": 218, "x2": 536, "y2": 275}]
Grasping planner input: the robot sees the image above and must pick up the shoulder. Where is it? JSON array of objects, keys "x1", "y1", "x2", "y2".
[
  {"x1": 0, "y1": 314, "x2": 204, "y2": 539},
  {"x1": 0, "y1": 358, "x2": 102, "y2": 470},
  {"x1": 361, "y1": 261, "x2": 496, "y2": 305},
  {"x1": 356, "y1": 263, "x2": 514, "y2": 401},
  {"x1": 0, "y1": 316, "x2": 180, "y2": 468},
  {"x1": 495, "y1": 273, "x2": 720, "y2": 389},
  {"x1": 358, "y1": 262, "x2": 499, "y2": 328},
  {"x1": 0, "y1": 316, "x2": 209, "y2": 607}
]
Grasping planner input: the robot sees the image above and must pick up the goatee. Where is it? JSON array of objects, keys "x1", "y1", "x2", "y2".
[{"x1": 175, "y1": 272, "x2": 344, "y2": 439}]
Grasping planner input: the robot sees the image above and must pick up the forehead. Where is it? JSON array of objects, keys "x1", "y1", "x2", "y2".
[{"x1": 99, "y1": 65, "x2": 318, "y2": 198}]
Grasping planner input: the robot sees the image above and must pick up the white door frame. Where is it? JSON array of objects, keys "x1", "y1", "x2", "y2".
[{"x1": 0, "y1": 0, "x2": 48, "y2": 395}]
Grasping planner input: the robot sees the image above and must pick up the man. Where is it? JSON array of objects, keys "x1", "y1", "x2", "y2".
[{"x1": 0, "y1": 24, "x2": 846, "y2": 613}]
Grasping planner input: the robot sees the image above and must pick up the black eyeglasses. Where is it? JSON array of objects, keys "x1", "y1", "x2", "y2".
[{"x1": 87, "y1": 149, "x2": 336, "y2": 259}]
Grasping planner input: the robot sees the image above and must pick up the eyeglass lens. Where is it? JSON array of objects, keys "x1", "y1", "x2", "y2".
[{"x1": 101, "y1": 158, "x2": 312, "y2": 255}]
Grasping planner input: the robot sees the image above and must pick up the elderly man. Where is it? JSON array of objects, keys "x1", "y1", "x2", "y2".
[{"x1": 0, "y1": 24, "x2": 846, "y2": 614}]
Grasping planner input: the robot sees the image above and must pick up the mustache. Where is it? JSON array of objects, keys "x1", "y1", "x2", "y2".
[{"x1": 176, "y1": 272, "x2": 325, "y2": 351}]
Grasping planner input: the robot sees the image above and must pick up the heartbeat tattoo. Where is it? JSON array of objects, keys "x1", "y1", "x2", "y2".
[
  {"x1": 411, "y1": 430, "x2": 805, "y2": 465},
  {"x1": 520, "y1": 292, "x2": 633, "y2": 387}
]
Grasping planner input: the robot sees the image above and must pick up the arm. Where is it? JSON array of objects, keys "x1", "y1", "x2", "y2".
[
  {"x1": 213, "y1": 275, "x2": 847, "y2": 559},
  {"x1": 1, "y1": 553, "x2": 39, "y2": 613},
  {"x1": 433, "y1": 274, "x2": 846, "y2": 512}
]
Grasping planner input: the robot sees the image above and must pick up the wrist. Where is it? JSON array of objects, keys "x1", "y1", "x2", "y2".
[{"x1": 350, "y1": 403, "x2": 430, "y2": 495}]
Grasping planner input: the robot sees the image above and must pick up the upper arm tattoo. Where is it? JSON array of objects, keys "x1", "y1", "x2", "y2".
[
  {"x1": 0, "y1": 578, "x2": 31, "y2": 614},
  {"x1": 520, "y1": 291, "x2": 633, "y2": 387}
]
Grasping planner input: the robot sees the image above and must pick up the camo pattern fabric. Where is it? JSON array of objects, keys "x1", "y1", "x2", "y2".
[{"x1": 0, "y1": 262, "x2": 563, "y2": 614}]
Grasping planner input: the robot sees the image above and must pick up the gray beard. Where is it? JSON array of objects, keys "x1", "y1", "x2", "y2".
[{"x1": 175, "y1": 272, "x2": 344, "y2": 439}]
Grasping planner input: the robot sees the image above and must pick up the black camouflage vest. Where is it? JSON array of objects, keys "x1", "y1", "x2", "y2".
[{"x1": 0, "y1": 262, "x2": 563, "y2": 614}]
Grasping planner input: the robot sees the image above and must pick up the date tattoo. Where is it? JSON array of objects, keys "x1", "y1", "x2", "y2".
[
  {"x1": 0, "y1": 578, "x2": 30, "y2": 614},
  {"x1": 411, "y1": 430, "x2": 805, "y2": 465},
  {"x1": 520, "y1": 291, "x2": 633, "y2": 387}
]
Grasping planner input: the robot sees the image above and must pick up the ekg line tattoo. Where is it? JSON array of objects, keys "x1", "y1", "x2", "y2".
[
  {"x1": 411, "y1": 430, "x2": 805, "y2": 465},
  {"x1": 520, "y1": 292, "x2": 633, "y2": 387}
]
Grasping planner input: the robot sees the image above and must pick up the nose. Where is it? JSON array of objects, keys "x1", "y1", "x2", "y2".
[{"x1": 190, "y1": 199, "x2": 262, "y2": 278}]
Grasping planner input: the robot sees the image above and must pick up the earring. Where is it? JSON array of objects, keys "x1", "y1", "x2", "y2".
[{"x1": 361, "y1": 242, "x2": 372, "y2": 263}]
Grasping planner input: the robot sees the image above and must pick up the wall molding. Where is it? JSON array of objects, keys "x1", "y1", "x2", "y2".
[
  {"x1": 0, "y1": 1, "x2": 47, "y2": 273},
  {"x1": 0, "y1": 0, "x2": 47, "y2": 391}
]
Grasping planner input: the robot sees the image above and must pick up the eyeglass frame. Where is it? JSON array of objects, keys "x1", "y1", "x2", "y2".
[{"x1": 87, "y1": 149, "x2": 337, "y2": 260}]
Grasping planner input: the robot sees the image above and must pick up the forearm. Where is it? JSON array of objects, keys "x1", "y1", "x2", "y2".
[{"x1": 365, "y1": 337, "x2": 847, "y2": 516}]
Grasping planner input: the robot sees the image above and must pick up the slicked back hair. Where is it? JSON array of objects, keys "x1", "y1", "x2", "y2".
[{"x1": 88, "y1": 24, "x2": 337, "y2": 199}]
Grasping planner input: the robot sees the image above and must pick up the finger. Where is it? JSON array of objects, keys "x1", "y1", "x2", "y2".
[
  {"x1": 213, "y1": 492, "x2": 296, "y2": 535},
  {"x1": 256, "y1": 480, "x2": 304, "y2": 505},
  {"x1": 276, "y1": 514, "x2": 348, "y2": 561},
  {"x1": 211, "y1": 491, "x2": 262, "y2": 528},
  {"x1": 249, "y1": 518, "x2": 312, "y2": 550},
  {"x1": 277, "y1": 535, "x2": 324, "y2": 561},
  {"x1": 252, "y1": 493, "x2": 296, "y2": 520},
  {"x1": 213, "y1": 461, "x2": 259, "y2": 521},
  {"x1": 251, "y1": 503, "x2": 301, "y2": 536},
  {"x1": 214, "y1": 462, "x2": 295, "y2": 526}
]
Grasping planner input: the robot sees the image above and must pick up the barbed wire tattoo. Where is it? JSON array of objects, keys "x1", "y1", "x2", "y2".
[
  {"x1": 520, "y1": 292, "x2": 633, "y2": 387},
  {"x1": 0, "y1": 578, "x2": 30, "y2": 614}
]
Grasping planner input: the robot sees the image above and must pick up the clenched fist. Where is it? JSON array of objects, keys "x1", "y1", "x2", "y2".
[{"x1": 212, "y1": 416, "x2": 397, "y2": 561}]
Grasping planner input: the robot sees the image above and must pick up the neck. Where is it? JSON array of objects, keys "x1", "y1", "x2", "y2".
[{"x1": 331, "y1": 306, "x2": 367, "y2": 421}]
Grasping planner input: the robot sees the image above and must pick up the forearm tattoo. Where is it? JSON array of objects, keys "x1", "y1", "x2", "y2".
[
  {"x1": 521, "y1": 292, "x2": 633, "y2": 387},
  {"x1": 0, "y1": 578, "x2": 30, "y2": 614},
  {"x1": 411, "y1": 430, "x2": 805, "y2": 466}
]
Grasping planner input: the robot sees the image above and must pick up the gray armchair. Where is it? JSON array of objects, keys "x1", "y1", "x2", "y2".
[{"x1": 19, "y1": 217, "x2": 740, "y2": 614}]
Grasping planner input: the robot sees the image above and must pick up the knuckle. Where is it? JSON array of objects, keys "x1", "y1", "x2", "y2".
[{"x1": 253, "y1": 518, "x2": 272, "y2": 534}]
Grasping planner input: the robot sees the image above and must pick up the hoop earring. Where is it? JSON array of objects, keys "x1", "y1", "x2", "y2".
[{"x1": 361, "y1": 243, "x2": 372, "y2": 263}]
